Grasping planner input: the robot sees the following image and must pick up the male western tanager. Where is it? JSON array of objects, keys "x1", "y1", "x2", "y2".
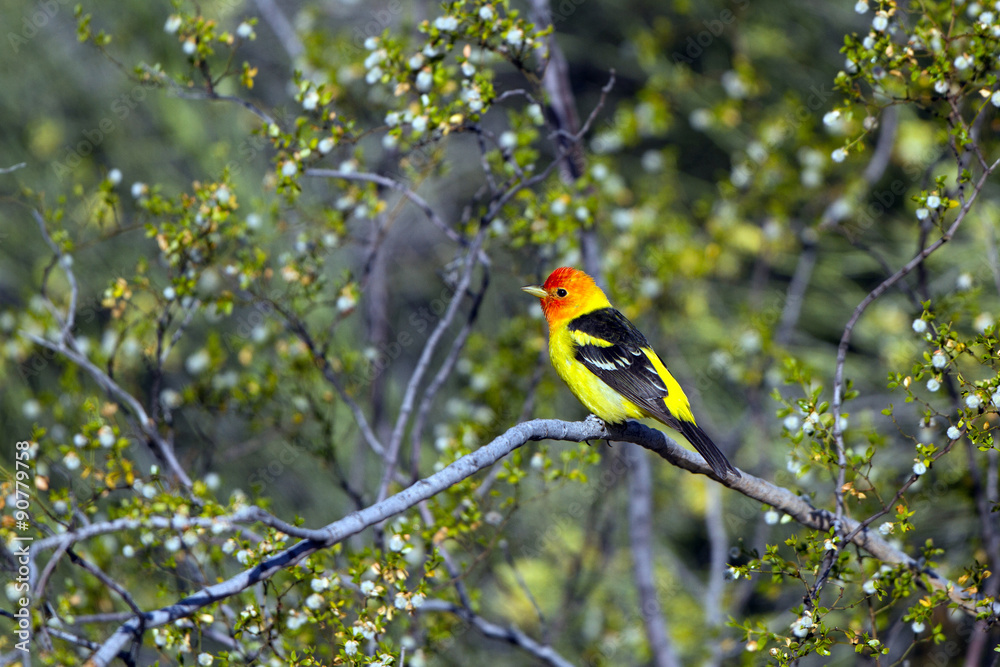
[{"x1": 522, "y1": 267, "x2": 740, "y2": 479}]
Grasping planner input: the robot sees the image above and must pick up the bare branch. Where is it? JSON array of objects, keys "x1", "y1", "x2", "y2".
[
  {"x1": 377, "y1": 230, "x2": 488, "y2": 501},
  {"x1": 625, "y1": 446, "x2": 681, "y2": 667},
  {"x1": 87, "y1": 418, "x2": 977, "y2": 664},
  {"x1": 252, "y1": 0, "x2": 304, "y2": 60},
  {"x1": 409, "y1": 269, "x2": 490, "y2": 477},
  {"x1": 24, "y1": 332, "x2": 193, "y2": 489},
  {"x1": 306, "y1": 168, "x2": 466, "y2": 247},
  {"x1": 829, "y1": 157, "x2": 1000, "y2": 588},
  {"x1": 420, "y1": 599, "x2": 575, "y2": 667}
]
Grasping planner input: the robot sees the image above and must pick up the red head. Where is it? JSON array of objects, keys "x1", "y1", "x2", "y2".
[{"x1": 521, "y1": 267, "x2": 611, "y2": 326}]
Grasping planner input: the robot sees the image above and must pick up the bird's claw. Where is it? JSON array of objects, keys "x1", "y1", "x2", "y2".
[{"x1": 585, "y1": 413, "x2": 607, "y2": 429}]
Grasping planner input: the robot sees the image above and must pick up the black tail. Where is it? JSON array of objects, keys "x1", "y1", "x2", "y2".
[{"x1": 675, "y1": 420, "x2": 740, "y2": 479}]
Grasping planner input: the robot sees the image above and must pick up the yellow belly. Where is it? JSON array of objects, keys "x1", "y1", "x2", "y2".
[{"x1": 549, "y1": 335, "x2": 646, "y2": 423}]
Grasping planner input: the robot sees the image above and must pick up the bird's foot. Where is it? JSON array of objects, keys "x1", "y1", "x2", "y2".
[{"x1": 584, "y1": 413, "x2": 607, "y2": 429}]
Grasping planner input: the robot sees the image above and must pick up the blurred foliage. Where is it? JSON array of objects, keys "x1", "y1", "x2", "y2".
[{"x1": 2, "y1": 0, "x2": 1000, "y2": 665}]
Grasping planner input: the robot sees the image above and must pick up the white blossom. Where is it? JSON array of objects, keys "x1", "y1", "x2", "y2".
[
  {"x1": 505, "y1": 28, "x2": 524, "y2": 47},
  {"x1": 927, "y1": 378, "x2": 940, "y2": 392},
  {"x1": 954, "y1": 54, "x2": 972, "y2": 69},
  {"x1": 164, "y1": 15, "x2": 182, "y2": 33},
  {"x1": 302, "y1": 90, "x2": 319, "y2": 111},
  {"x1": 992, "y1": 91, "x2": 1000, "y2": 107},
  {"x1": 913, "y1": 461, "x2": 927, "y2": 475},
  {"x1": 966, "y1": 394, "x2": 982, "y2": 409},
  {"x1": 479, "y1": 5, "x2": 494, "y2": 20},
  {"x1": 315, "y1": 137, "x2": 334, "y2": 155},
  {"x1": 336, "y1": 292, "x2": 356, "y2": 313},
  {"x1": 107, "y1": 168, "x2": 122, "y2": 185},
  {"x1": 764, "y1": 510, "x2": 779, "y2": 525},
  {"x1": 783, "y1": 415, "x2": 800, "y2": 431},
  {"x1": 863, "y1": 580, "x2": 877, "y2": 594},
  {"x1": 434, "y1": 15, "x2": 459, "y2": 31},
  {"x1": 912, "y1": 318, "x2": 927, "y2": 333},
  {"x1": 198, "y1": 653, "x2": 213, "y2": 666},
  {"x1": 911, "y1": 621, "x2": 926, "y2": 633},
  {"x1": 947, "y1": 425, "x2": 961, "y2": 440},
  {"x1": 790, "y1": 612, "x2": 813, "y2": 638},
  {"x1": 878, "y1": 522, "x2": 893, "y2": 535},
  {"x1": 926, "y1": 194, "x2": 941, "y2": 208},
  {"x1": 831, "y1": 148, "x2": 847, "y2": 163},
  {"x1": 305, "y1": 593, "x2": 324, "y2": 609},
  {"x1": 931, "y1": 351, "x2": 947, "y2": 368},
  {"x1": 344, "y1": 640, "x2": 359, "y2": 655},
  {"x1": 281, "y1": 161, "x2": 298, "y2": 178},
  {"x1": 416, "y1": 69, "x2": 433, "y2": 91},
  {"x1": 98, "y1": 426, "x2": 115, "y2": 448},
  {"x1": 237, "y1": 22, "x2": 254, "y2": 39},
  {"x1": 183, "y1": 38, "x2": 197, "y2": 55},
  {"x1": 360, "y1": 580, "x2": 376, "y2": 596},
  {"x1": 872, "y1": 13, "x2": 888, "y2": 31},
  {"x1": 855, "y1": 0, "x2": 869, "y2": 12}
]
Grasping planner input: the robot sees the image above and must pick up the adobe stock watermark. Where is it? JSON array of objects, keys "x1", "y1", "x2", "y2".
[
  {"x1": 52, "y1": 79, "x2": 160, "y2": 181},
  {"x1": 7, "y1": 0, "x2": 74, "y2": 54},
  {"x1": 672, "y1": 0, "x2": 751, "y2": 64},
  {"x1": 345, "y1": 0, "x2": 406, "y2": 54}
]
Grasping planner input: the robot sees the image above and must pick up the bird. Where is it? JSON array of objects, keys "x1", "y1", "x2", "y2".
[{"x1": 522, "y1": 267, "x2": 740, "y2": 479}]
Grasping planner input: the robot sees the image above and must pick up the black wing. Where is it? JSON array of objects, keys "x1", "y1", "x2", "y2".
[
  {"x1": 568, "y1": 308, "x2": 740, "y2": 478},
  {"x1": 568, "y1": 307, "x2": 671, "y2": 404}
]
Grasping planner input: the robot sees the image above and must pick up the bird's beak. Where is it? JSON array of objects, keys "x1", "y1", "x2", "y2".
[{"x1": 521, "y1": 285, "x2": 547, "y2": 298}]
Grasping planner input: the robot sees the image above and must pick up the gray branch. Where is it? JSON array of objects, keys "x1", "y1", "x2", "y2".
[
  {"x1": 626, "y1": 446, "x2": 681, "y2": 667},
  {"x1": 86, "y1": 418, "x2": 973, "y2": 664}
]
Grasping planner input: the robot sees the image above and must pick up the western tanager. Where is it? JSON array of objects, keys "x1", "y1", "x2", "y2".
[{"x1": 522, "y1": 267, "x2": 739, "y2": 479}]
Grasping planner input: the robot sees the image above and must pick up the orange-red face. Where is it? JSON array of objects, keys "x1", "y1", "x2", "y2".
[{"x1": 521, "y1": 267, "x2": 608, "y2": 324}]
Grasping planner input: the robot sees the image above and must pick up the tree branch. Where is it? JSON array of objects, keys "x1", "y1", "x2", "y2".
[
  {"x1": 420, "y1": 599, "x2": 575, "y2": 667},
  {"x1": 625, "y1": 446, "x2": 681, "y2": 667},
  {"x1": 84, "y1": 417, "x2": 978, "y2": 663}
]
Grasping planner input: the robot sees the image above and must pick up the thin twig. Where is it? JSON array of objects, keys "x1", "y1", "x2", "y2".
[
  {"x1": 266, "y1": 297, "x2": 386, "y2": 457},
  {"x1": 306, "y1": 168, "x2": 466, "y2": 246},
  {"x1": 419, "y1": 599, "x2": 576, "y2": 667},
  {"x1": 408, "y1": 269, "x2": 490, "y2": 479},
  {"x1": 375, "y1": 229, "x2": 487, "y2": 502}
]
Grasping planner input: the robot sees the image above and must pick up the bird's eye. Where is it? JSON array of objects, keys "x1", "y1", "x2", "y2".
[{"x1": 555, "y1": 288, "x2": 568, "y2": 298}]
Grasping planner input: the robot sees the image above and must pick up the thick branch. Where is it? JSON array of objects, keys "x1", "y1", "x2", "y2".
[{"x1": 88, "y1": 418, "x2": 973, "y2": 663}]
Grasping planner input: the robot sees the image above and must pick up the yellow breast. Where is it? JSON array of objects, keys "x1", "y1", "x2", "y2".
[{"x1": 548, "y1": 328, "x2": 646, "y2": 424}]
